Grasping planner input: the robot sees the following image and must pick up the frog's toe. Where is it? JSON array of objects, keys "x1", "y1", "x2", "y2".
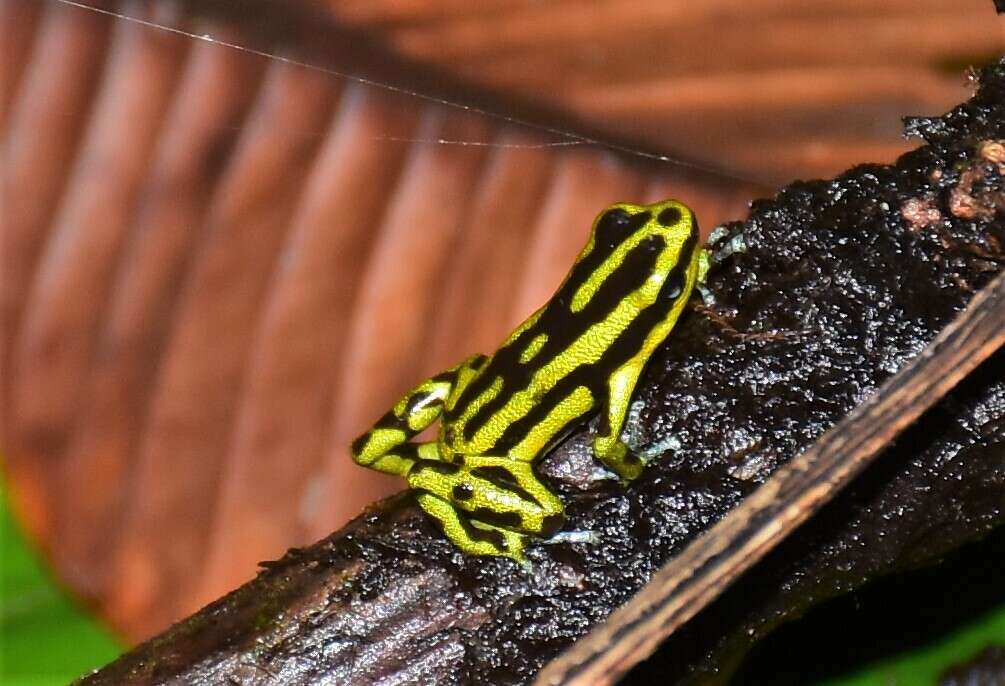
[
  {"x1": 696, "y1": 282, "x2": 715, "y2": 306},
  {"x1": 544, "y1": 529, "x2": 600, "y2": 546},
  {"x1": 636, "y1": 434, "x2": 681, "y2": 461}
]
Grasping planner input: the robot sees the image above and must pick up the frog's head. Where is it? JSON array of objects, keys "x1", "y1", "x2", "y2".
[
  {"x1": 592, "y1": 198, "x2": 695, "y2": 247},
  {"x1": 588, "y1": 199, "x2": 699, "y2": 268},
  {"x1": 567, "y1": 198, "x2": 704, "y2": 314}
]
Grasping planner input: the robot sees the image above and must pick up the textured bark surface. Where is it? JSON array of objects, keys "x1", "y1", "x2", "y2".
[{"x1": 80, "y1": 59, "x2": 1005, "y2": 685}]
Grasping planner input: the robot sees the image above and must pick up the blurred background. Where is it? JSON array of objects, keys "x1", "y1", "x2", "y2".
[{"x1": 1, "y1": 0, "x2": 1002, "y2": 663}]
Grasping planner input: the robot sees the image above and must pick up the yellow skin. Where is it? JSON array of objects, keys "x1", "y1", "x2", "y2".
[{"x1": 352, "y1": 200, "x2": 710, "y2": 560}]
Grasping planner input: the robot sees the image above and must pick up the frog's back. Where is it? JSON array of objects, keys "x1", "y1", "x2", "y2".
[{"x1": 443, "y1": 200, "x2": 699, "y2": 460}]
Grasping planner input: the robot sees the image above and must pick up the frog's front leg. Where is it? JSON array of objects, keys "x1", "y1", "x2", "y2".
[
  {"x1": 593, "y1": 247, "x2": 712, "y2": 479},
  {"x1": 407, "y1": 456, "x2": 564, "y2": 560},
  {"x1": 592, "y1": 362, "x2": 648, "y2": 481}
]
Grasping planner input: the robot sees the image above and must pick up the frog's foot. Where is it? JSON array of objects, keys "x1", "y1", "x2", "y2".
[
  {"x1": 696, "y1": 282, "x2": 716, "y2": 306},
  {"x1": 620, "y1": 399, "x2": 648, "y2": 453},
  {"x1": 408, "y1": 456, "x2": 565, "y2": 560},
  {"x1": 635, "y1": 434, "x2": 682, "y2": 462},
  {"x1": 591, "y1": 435, "x2": 645, "y2": 481}
]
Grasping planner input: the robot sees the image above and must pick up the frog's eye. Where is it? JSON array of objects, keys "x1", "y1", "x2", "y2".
[
  {"x1": 597, "y1": 207, "x2": 630, "y2": 231},
  {"x1": 595, "y1": 207, "x2": 649, "y2": 248},
  {"x1": 657, "y1": 205, "x2": 682, "y2": 226}
]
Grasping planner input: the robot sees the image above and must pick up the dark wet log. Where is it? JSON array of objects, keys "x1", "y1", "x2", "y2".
[
  {"x1": 79, "y1": 59, "x2": 1005, "y2": 686},
  {"x1": 541, "y1": 269, "x2": 1005, "y2": 685}
]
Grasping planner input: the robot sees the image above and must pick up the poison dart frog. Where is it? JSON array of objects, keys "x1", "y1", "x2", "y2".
[{"x1": 351, "y1": 200, "x2": 710, "y2": 560}]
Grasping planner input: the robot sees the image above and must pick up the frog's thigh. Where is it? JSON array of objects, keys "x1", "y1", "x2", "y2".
[
  {"x1": 408, "y1": 456, "x2": 564, "y2": 537},
  {"x1": 414, "y1": 492, "x2": 526, "y2": 559},
  {"x1": 463, "y1": 456, "x2": 565, "y2": 537}
]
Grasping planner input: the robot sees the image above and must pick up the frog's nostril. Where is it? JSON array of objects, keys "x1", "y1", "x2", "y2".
[{"x1": 657, "y1": 206, "x2": 682, "y2": 226}]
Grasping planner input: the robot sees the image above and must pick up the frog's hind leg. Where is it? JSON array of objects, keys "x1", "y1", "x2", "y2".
[
  {"x1": 414, "y1": 492, "x2": 527, "y2": 559},
  {"x1": 410, "y1": 456, "x2": 565, "y2": 536},
  {"x1": 354, "y1": 441, "x2": 439, "y2": 480},
  {"x1": 408, "y1": 456, "x2": 564, "y2": 559}
]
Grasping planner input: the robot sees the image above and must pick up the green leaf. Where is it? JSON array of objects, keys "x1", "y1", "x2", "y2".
[
  {"x1": 820, "y1": 605, "x2": 1005, "y2": 686},
  {"x1": 0, "y1": 475, "x2": 121, "y2": 685}
]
